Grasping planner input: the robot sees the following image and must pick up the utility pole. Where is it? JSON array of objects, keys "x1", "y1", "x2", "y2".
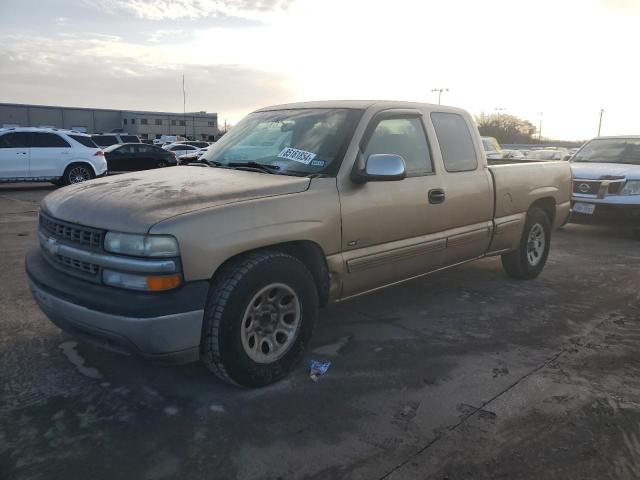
[
  {"x1": 597, "y1": 109, "x2": 604, "y2": 137},
  {"x1": 538, "y1": 112, "x2": 543, "y2": 144},
  {"x1": 182, "y1": 74, "x2": 187, "y2": 139},
  {"x1": 431, "y1": 88, "x2": 449, "y2": 105}
]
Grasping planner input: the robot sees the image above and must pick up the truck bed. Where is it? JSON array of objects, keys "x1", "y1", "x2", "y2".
[{"x1": 488, "y1": 160, "x2": 572, "y2": 227}]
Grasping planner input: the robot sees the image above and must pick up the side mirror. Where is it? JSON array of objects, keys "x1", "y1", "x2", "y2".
[{"x1": 352, "y1": 153, "x2": 407, "y2": 183}]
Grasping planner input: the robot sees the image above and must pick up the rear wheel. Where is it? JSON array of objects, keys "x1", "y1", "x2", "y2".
[
  {"x1": 200, "y1": 251, "x2": 318, "y2": 388},
  {"x1": 501, "y1": 207, "x2": 551, "y2": 280},
  {"x1": 62, "y1": 163, "x2": 94, "y2": 185}
]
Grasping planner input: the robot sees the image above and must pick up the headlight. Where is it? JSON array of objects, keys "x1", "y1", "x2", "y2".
[
  {"x1": 620, "y1": 180, "x2": 640, "y2": 196},
  {"x1": 104, "y1": 232, "x2": 179, "y2": 257}
]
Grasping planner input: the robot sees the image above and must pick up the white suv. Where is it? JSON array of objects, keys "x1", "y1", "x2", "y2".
[{"x1": 0, "y1": 127, "x2": 107, "y2": 185}]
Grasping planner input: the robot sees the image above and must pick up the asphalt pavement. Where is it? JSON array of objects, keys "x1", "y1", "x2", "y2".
[{"x1": 1, "y1": 183, "x2": 640, "y2": 480}]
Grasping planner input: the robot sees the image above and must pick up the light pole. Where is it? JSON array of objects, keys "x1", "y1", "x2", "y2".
[
  {"x1": 431, "y1": 88, "x2": 449, "y2": 105},
  {"x1": 538, "y1": 112, "x2": 543, "y2": 144},
  {"x1": 597, "y1": 109, "x2": 604, "y2": 137}
]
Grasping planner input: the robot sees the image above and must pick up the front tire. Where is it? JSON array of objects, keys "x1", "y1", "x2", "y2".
[
  {"x1": 200, "y1": 251, "x2": 318, "y2": 388},
  {"x1": 501, "y1": 207, "x2": 551, "y2": 280}
]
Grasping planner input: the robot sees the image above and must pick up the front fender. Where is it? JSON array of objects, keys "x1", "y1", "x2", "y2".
[{"x1": 148, "y1": 178, "x2": 342, "y2": 282}]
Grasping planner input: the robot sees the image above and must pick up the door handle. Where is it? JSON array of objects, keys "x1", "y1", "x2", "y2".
[{"x1": 428, "y1": 189, "x2": 445, "y2": 204}]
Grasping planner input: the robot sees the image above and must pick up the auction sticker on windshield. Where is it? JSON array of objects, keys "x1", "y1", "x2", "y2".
[{"x1": 278, "y1": 147, "x2": 316, "y2": 165}]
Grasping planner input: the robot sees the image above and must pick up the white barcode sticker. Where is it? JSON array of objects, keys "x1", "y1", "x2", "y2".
[{"x1": 278, "y1": 147, "x2": 316, "y2": 165}]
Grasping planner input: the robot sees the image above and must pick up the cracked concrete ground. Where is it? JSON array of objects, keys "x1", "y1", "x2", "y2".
[{"x1": 1, "y1": 183, "x2": 640, "y2": 480}]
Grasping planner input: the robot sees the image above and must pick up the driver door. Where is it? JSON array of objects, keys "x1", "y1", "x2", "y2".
[{"x1": 338, "y1": 110, "x2": 449, "y2": 298}]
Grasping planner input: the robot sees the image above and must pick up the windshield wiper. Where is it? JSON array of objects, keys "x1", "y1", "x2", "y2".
[{"x1": 227, "y1": 162, "x2": 281, "y2": 174}]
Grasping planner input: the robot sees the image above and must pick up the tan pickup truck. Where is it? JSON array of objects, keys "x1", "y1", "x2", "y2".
[{"x1": 26, "y1": 101, "x2": 571, "y2": 387}]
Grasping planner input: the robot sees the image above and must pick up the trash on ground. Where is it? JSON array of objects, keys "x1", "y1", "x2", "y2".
[{"x1": 309, "y1": 360, "x2": 331, "y2": 382}]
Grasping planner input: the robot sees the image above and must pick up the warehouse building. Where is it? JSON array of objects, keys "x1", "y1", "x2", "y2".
[{"x1": 0, "y1": 103, "x2": 218, "y2": 141}]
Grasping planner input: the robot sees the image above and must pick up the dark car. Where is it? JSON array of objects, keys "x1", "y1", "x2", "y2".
[{"x1": 103, "y1": 143, "x2": 177, "y2": 172}]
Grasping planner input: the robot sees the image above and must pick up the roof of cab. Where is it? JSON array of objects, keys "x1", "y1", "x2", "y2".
[
  {"x1": 593, "y1": 135, "x2": 640, "y2": 140},
  {"x1": 255, "y1": 99, "x2": 466, "y2": 114}
]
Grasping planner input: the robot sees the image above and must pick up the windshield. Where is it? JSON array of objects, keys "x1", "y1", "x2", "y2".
[
  {"x1": 572, "y1": 138, "x2": 640, "y2": 165},
  {"x1": 201, "y1": 108, "x2": 362, "y2": 176}
]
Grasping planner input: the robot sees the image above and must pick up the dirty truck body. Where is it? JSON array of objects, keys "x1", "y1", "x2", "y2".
[{"x1": 26, "y1": 101, "x2": 571, "y2": 387}]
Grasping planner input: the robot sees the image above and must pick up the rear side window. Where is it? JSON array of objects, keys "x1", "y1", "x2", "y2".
[
  {"x1": 0, "y1": 132, "x2": 30, "y2": 148},
  {"x1": 136, "y1": 145, "x2": 154, "y2": 154},
  {"x1": 31, "y1": 132, "x2": 71, "y2": 148},
  {"x1": 92, "y1": 135, "x2": 119, "y2": 147},
  {"x1": 364, "y1": 117, "x2": 432, "y2": 176},
  {"x1": 431, "y1": 113, "x2": 478, "y2": 172},
  {"x1": 69, "y1": 135, "x2": 98, "y2": 148}
]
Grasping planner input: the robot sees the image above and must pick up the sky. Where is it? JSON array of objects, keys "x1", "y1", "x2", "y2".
[{"x1": 1, "y1": 0, "x2": 639, "y2": 140}]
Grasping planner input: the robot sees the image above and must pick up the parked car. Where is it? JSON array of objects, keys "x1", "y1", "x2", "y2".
[
  {"x1": 501, "y1": 149, "x2": 525, "y2": 160},
  {"x1": 526, "y1": 148, "x2": 570, "y2": 161},
  {"x1": 103, "y1": 143, "x2": 177, "y2": 172},
  {"x1": 481, "y1": 136, "x2": 504, "y2": 159},
  {"x1": 162, "y1": 142, "x2": 200, "y2": 158},
  {"x1": 175, "y1": 141, "x2": 210, "y2": 149},
  {"x1": 177, "y1": 147, "x2": 209, "y2": 165},
  {"x1": 26, "y1": 100, "x2": 570, "y2": 388},
  {"x1": 0, "y1": 127, "x2": 106, "y2": 184},
  {"x1": 569, "y1": 136, "x2": 640, "y2": 238},
  {"x1": 91, "y1": 133, "x2": 141, "y2": 148}
]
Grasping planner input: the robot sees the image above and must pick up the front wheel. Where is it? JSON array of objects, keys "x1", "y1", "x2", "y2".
[
  {"x1": 200, "y1": 251, "x2": 318, "y2": 387},
  {"x1": 501, "y1": 207, "x2": 551, "y2": 280}
]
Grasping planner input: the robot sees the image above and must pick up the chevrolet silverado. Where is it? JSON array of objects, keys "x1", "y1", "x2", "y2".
[{"x1": 26, "y1": 101, "x2": 571, "y2": 387}]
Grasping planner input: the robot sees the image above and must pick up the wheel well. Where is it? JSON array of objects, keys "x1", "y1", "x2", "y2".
[
  {"x1": 530, "y1": 197, "x2": 556, "y2": 224},
  {"x1": 64, "y1": 161, "x2": 96, "y2": 176},
  {"x1": 211, "y1": 241, "x2": 330, "y2": 307}
]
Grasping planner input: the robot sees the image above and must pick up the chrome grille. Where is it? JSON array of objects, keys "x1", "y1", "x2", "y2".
[
  {"x1": 53, "y1": 254, "x2": 99, "y2": 275},
  {"x1": 572, "y1": 180, "x2": 600, "y2": 195},
  {"x1": 40, "y1": 213, "x2": 103, "y2": 248}
]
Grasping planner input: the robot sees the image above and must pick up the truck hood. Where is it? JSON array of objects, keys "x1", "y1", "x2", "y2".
[
  {"x1": 570, "y1": 162, "x2": 640, "y2": 180},
  {"x1": 41, "y1": 166, "x2": 311, "y2": 233}
]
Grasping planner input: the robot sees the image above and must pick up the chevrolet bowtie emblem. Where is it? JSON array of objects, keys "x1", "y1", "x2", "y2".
[{"x1": 45, "y1": 237, "x2": 60, "y2": 255}]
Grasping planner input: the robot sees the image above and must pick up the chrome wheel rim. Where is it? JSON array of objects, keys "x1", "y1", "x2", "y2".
[
  {"x1": 69, "y1": 167, "x2": 91, "y2": 184},
  {"x1": 526, "y1": 223, "x2": 545, "y2": 266},
  {"x1": 241, "y1": 283, "x2": 301, "y2": 364}
]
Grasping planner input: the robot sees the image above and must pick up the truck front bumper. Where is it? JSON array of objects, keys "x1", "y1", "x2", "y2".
[{"x1": 26, "y1": 248, "x2": 209, "y2": 364}]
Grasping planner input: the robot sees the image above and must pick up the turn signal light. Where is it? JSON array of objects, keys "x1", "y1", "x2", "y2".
[{"x1": 146, "y1": 274, "x2": 182, "y2": 291}]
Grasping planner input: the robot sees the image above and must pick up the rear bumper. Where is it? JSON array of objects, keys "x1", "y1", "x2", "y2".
[
  {"x1": 569, "y1": 200, "x2": 640, "y2": 227},
  {"x1": 26, "y1": 248, "x2": 208, "y2": 363}
]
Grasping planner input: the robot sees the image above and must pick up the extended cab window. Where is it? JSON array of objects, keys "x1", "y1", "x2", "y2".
[
  {"x1": 364, "y1": 117, "x2": 432, "y2": 175},
  {"x1": 431, "y1": 112, "x2": 478, "y2": 172},
  {"x1": 31, "y1": 133, "x2": 70, "y2": 148}
]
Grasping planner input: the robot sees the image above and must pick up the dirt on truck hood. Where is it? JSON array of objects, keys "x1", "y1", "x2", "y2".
[{"x1": 41, "y1": 166, "x2": 311, "y2": 233}]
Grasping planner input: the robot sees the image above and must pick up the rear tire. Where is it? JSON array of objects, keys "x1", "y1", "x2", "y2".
[
  {"x1": 62, "y1": 163, "x2": 94, "y2": 185},
  {"x1": 200, "y1": 251, "x2": 318, "y2": 388},
  {"x1": 501, "y1": 207, "x2": 551, "y2": 280}
]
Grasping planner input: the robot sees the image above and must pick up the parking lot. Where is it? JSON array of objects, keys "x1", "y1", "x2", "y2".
[{"x1": 1, "y1": 183, "x2": 640, "y2": 480}]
